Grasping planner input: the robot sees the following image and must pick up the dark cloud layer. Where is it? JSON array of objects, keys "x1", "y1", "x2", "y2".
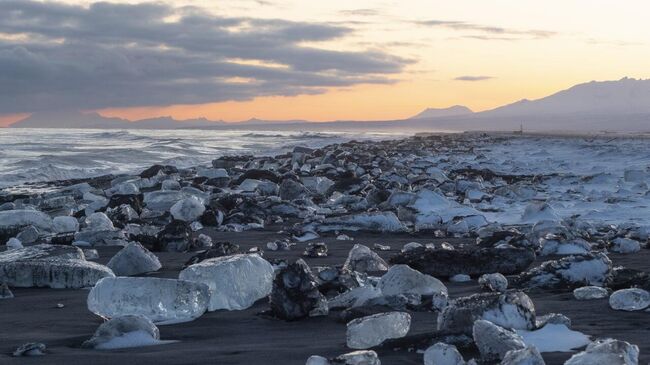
[{"x1": 0, "y1": 1, "x2": 410, "y2": 113}]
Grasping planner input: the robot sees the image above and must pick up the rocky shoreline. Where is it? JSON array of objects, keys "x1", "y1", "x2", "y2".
[{"x1": 1, "y1": 133, "x2": 648, "y2": 364}]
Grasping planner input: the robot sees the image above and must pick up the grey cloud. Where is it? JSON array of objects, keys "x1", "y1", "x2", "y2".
[
  {"x1": 454, "y1": 76, "x2": 493, "y2": 81},
  {"x1": 0, "y1": 1, "x2": 410, "y2": 113},
  {"x1": 418, "y1": 19, "x2": 556, "y2": 39}
]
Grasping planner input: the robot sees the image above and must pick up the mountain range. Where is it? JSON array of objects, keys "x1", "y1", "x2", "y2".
[{"x1": 8, "y1": 77, "x2": 650, "y2": 132}]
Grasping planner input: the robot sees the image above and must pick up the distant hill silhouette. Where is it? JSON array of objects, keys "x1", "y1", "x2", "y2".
[
  {"x1": 9, "y1": 78, "x2": 650, "y2": 132},
  {"x1": 409, "y1": 105, "x2": 473, "y2": 119}
]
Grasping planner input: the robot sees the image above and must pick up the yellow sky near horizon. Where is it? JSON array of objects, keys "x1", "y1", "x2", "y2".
[{"x1": 2, "y1": 0, "x2": 650, "y2": 125}]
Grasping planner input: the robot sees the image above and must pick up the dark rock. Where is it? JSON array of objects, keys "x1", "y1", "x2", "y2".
[
  {"x1": 606, "y1": 267, "x2": 650, "y2": 291},
  {"x1": 183, "y1": 242, "x2": 241, "y2": 268},
  {"x1": 139, "y1": 165, "x2": 178, "y2": 178},
  {"x1": 199, "y1": 209, "x2": 224, "y2": 227},
  {"x1": 235, "y1": 169, "x2": 280, "y2": 184},
  {"x1": 389, "y1": 245, "x2": 535, "y2": 278},
  {"x1": 303, "y1": 242, "x2": 328, "y2": 258},
  {"x1": 155, "y1": 220, "x2": 191, "y2": 252},
  {"x1": 50, "y1": 233, "x2": 75, "y2": 246},
  {"x1": 269, "y1": 259, "x2": 328, "y2": 320}
]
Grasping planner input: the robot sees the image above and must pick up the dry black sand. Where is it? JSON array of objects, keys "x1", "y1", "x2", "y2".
[{"x1": 2, "y1": 228, "x2": 649, "y2": 364}]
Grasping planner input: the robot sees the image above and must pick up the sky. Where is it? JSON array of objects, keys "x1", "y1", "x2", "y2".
[{"x1": 1, "y1": 0, "x2": 649, "y2": 126}]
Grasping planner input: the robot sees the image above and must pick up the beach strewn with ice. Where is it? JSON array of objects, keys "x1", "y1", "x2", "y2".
[{"x1": 1, "y1": 132, "x2": 648, "y2": 364}]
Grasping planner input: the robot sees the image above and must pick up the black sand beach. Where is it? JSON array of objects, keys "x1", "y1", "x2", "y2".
[{"x1": 2, "y1": 227, "x2": 649, "y2": 364}]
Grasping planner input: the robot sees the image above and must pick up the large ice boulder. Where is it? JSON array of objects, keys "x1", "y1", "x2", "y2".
[
  {"x1": 610, "y1": 238, "x2": 641, "y2": 254},
  {"x1": 343, "y1": 244, "x2": 388, "y2": 273},
  {"x1": 85, "y1": 212, "x2": 114, "y2": 231},
  {"x1": 143, "y1": 191, "x2": 185, "y2": 211},
  {"x1": 170, "y1": 196, "x2": 205, "y2": 222},
  {"x1": 516, "y1": 253, "x2": 612, "y2": 289},
  {"x1": 609, "y1": 288, "x2": 650, "y2": 311},
  {"x1": 52, "y1": 216, "x2": 79, "y2": 233},
  {"x1": 408, "y1": 189, "x2": 483, "y2": 229},
  {"x1": 438, "y1": 291, "x2": 536, "y2": 334},
  {"x1": 87, "y1": 277, "x2": 209, "y2": 324},
  {"x1": 501, "y1": 346, "x2": 545, "y2": 365},
  {"x1": 520, "y1": 202, "x2": 560, "y2": 223},
  {"x1": 179, "y1": 254, "x2": 274, "y2": 311},
  {"x1": 478, "y1": 273, "x2": 508, "y2": 292},
  {"x1": 82, "y1": 315, "x2": 165, "y2": 349},
  {"x1": 306, "y1": 350, "x2": 381, "y2": 365},
  {"x1": 107, "y1": 242, "x2": 161, "y2": 276},
  {"x1": 0, "y1": 210, "x2": 52, "y2": 240},
  {"x1": 473, "y1": 319, "x2": 526, "y2": 361},
  {"x1": 315, "y1": 212, "x2": 405, "y2": 232},
  {"x1": 0, "y1": 244, "x2": 114, "y2": 288},
  {"x1": 423, "y1": 342, "x2": 465, "y2": 365},
  {"x1": 573, "y1": 286, "x2": 609, "y2": 300},
  {"x1": 346, "y1": 312, "x2": 411, "y2": 349},
  {"x1": 564, "y1": 338, "x2": 639, "y2": 365},
  {"x1": 378, "y1": 264, "x2": 447, "y2": 297}
]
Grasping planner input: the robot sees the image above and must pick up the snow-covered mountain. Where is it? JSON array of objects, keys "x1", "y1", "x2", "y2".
[{"x1": 482, "y1": 77, "x2": 650, "y2": 117}]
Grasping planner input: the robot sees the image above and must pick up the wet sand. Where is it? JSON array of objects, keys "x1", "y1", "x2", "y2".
[{"x1": 1, "y1": 227, "x2": 648, "y2": 365}]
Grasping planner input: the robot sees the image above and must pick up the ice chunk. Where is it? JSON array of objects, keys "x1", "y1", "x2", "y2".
[
  {"x1": 0, "y1": 209, "x2": 53, "y2": 232},
  {"x1": 478, "y1": 273, "x2": 508, "y2": 292},
  {"x1": 0, "y1": 282, "x2": 14, "y2": 299},
  {"x1": 610, "y1": 238, "x2": 641, "y2": 253},
  {"x1": 170, "y1": 196, "x2": 205, "y2": 222},
  {"x1": 573, "y1": 286, "x2": 609, "y2": 300},
  {"x1": 450, "y1": 274, "x2": 471, "y2": 282},
  {"x1": 333, "y1": 350, "x2": 381, "y2": 365},
  {"x1": 107, "y1": 242, "x2": 161, "y2": 276},
  {"x1": 378, "y1": 264, "x2": 447, "y2": 297},
  {"x1": 197, "y1": 168, "x2": 228, "y2": 179},
  {"x1": 87, "y1": 277, "x2": 209, "y2": 324},
  {"x1": 6, "y1": 237, "x2": 22, "y2": 250},
  {"x1": 609, "y1": 288, "x2": 650, "y2": 311},
  {"x1": 501, "y1": 346, "x2": 545, "y2": 365},
  {"x1": 328, "y1": 285, "x2": 383, "y2": 309},
  {"x1": 423, "y1": 342, "x2": 465, "y2": 365},
  {"x1": 409, "y1": 189, "x2": 482, "y2": 227},
  {"x1": 53, "y1": 216, "x2": 79, "y2": 233},
  {"x1": 16, "y1": 226, "x2": 39, "y2": 243},
  {"x1": 346, "y1": 312, "x2": 411, "y2": 349},
  {"x1": 82, "y1": 315, "x2": 171, "y2": 349},
  {"x1": 179, "y1": 254, "x2": 274, "y2": 311},
  {"x1": 13, "y1": 343, "x2": 46, "y2": 357},
  {"x1": 564, "y1": 338, "x2": 639, "y2": 365},
  {"x1": 520, "y1": 202, "x2": 560, "y2": 223},
  {"x1": 316, "y1": 212, "x2": 405, "y2": 232},
  {"x1": 516, "y1": 323, "x2": 590, "y2": 352},
  {"x1": 85, "y1": 212, "x2": 114, "y2": 231},
  {"x1": 0, "y1": 244, "x2": 114, "y2": 288},
  {"x1": 438, "y1": 291, "x2": 536, "y2": 334},
  {"x1": 143, "y1": 191, "x2": 185, "y2": 211},
  {"x1": 517, "y1": 253, "x2": 612, "y2": 289},
  {"x1": 343, "y1": 244, "x2": 388, "y2": 273},
  {"x1": 473, "y1": 319, "x2": 525, "y2": 361}
]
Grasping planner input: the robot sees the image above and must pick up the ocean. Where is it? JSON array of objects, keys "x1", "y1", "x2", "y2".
[{"x1": 0, "y1": 128, "x2": 407, "y2": 188}]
